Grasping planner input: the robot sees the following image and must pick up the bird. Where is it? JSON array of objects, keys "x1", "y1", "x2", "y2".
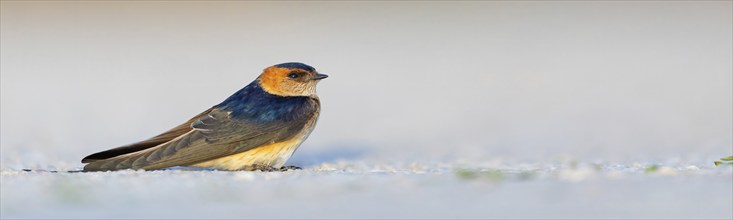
[{"x1": 81, "y1": 62, "x2": 327, "y2": 172}]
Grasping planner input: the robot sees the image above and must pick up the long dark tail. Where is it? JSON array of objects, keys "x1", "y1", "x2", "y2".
[{"x1": 81, "y1": 108, "x2": 213, "y2": 163}]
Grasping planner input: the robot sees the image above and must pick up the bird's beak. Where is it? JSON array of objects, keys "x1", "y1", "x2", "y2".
[{"x1": 312, "y1": 73, "x2": 329, "y2": 80}]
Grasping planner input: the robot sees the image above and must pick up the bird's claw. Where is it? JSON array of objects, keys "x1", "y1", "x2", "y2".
[
  {"x1": 250, "y1": 165, "x2": 301, "y2": 172},
  {"x1": 279, "y1": 166, "x2": 302, "y2": 171}
]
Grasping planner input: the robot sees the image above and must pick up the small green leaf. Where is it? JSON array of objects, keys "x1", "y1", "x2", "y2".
[
  {"x1": 714, "y1": 161, "x2": 723, "y2": 166},
  {"x1": 644, "y1": 165, "x2": 658, "y2": 173},
  {"x1": 455, "y1": 169, "x2": 479, "y2": 180},
  {"x1": 720, "y1": 156, "x2": 733, "y2": 161}
]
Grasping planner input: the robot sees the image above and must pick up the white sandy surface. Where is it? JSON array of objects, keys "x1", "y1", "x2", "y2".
[{"x1": 2, "y1": 158, "x2": 731, "y2": 219}]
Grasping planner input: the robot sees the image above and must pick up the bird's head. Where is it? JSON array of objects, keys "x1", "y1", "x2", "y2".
[{"x1": 257, "y1": 62, "x2": 328, "y2": 97}]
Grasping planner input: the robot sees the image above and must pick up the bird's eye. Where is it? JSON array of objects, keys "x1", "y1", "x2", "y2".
[{"x1": 288, "y1": 72, "x2": 300, "y2": 79}]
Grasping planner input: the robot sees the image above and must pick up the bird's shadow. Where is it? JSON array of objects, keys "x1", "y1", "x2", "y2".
[{"x1": 287, "y1": 144, "x2": 370, "y2": 168}]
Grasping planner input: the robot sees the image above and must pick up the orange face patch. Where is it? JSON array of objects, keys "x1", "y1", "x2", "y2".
[{"x1": 258, "y1": 66, "x2": 319, "y2": 97}]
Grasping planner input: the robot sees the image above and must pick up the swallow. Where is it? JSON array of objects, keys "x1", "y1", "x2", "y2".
[{"x1": 81, "y1": 62, "x2": 327, "y2": 171}]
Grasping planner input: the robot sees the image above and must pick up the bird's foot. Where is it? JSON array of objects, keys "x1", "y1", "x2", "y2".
[
  {"x1": 249, "y1": 165, "x2": 301, "y2": 172},
  {"x1": 279, "y1": 166, "x2": 302, "y2": 171},
  {"x1": 250, "y1": 165, "x2": 278, "y2": 172}
]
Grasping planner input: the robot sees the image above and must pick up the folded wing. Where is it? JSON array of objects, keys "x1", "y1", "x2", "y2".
[{"x1": 82, "y1": 101, "x2": 317, "y2": 171}]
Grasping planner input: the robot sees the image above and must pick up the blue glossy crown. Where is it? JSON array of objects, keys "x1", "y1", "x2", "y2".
[{"x1": 274, "y1": 62, "x2": 315, "y2": 72}]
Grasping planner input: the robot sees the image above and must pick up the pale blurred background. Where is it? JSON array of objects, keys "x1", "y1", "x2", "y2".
[
  {"x1": 2, "y1": 2, "x2": 732, "y2": 219},
  {"x1": 1, "y1": 1, "x2": 731, "y2": 168}
]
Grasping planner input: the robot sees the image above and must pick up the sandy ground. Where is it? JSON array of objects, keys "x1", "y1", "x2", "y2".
[{"x1": 1, "y1": 158, "x2": 731, "y2": 219}]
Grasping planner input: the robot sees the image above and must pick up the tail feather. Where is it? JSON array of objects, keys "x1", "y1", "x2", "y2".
[{"x1": 81, "y1": 108, "x2": 213, "y2": 163}]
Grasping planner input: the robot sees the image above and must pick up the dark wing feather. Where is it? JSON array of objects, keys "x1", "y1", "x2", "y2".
[
  {"x1": 80, "y1": 108, "x2": 214, "y2": 163},
  {"x1": 83, "y1": 101, "x2": 317, "y2": 171}
]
